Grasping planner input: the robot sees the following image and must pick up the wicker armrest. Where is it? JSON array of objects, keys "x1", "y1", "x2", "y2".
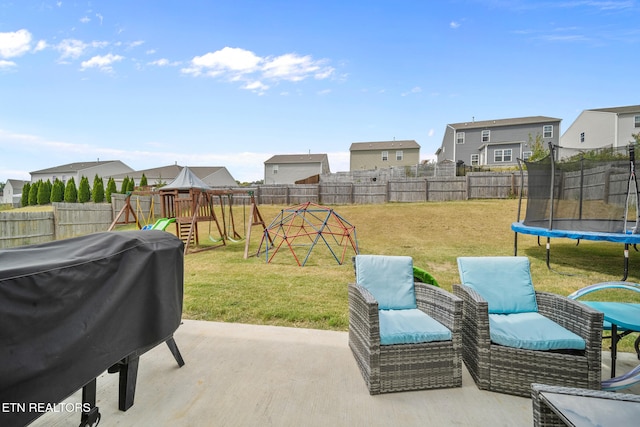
[
  {"x1": 348, "y1": 282, "x2": 380, "y2": 346},
  {"x1": 536, "y1": 291, "x2": 603, "y2": 344},
  {"x1": 415, "y1": 282, "x2": 462, "y2": 333},
  {"x1": 452, "y1": 284, "x2": 490, "y2": 345}
]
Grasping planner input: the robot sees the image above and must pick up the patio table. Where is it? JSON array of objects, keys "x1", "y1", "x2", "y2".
[{"x1": 531, "y1": 383, "x2": 640, "y2": 427}]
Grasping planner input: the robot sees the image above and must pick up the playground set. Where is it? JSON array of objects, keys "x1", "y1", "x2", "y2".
[{"x1": 109, "y1": 167, "x2": 267, "y2": 256}]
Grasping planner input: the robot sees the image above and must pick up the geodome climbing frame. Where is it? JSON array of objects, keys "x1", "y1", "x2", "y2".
[{"x1": 259, "y1": 202, "x2": 359, "y2": 266}]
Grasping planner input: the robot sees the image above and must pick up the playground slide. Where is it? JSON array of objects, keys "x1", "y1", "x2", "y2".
[{"x1": 143, "y1": 218, "x2": 175, "y2": 231}]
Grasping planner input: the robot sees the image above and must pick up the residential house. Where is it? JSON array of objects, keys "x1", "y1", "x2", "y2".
[
  {"x1": 349, "y1": 140, "x2": 420, "y2": 171},
  {"x1": 263, "y1": 154, "x2": 330, "y2": 185},
  {"x1": 560, "y1": 105, "x2": 640, "y2": 152},
  {"x1": 110, "y1": 165, "x2": 238, "y2": 190},
  {"x1": 436, "y1": 116, "x2": 561, "y2": 167},
  {"x1": 1, "y1": 179, "x2": 28, "y2": 207},
  {"x1": 30, "y1": 161, "x2": 134, "y2": 185}
]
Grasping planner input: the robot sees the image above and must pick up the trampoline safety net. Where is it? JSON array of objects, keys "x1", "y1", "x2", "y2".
[{"x1": 523, "y1": 144, "x2": 639, "y2": 234}]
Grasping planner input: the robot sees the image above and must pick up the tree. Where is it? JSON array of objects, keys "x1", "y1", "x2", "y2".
[
  {"x1": 106, "y1": 177, "x2": 117, "y2": 203},
  {"x1": 64, "y1": 177, "x2": 78, "y2": 203},
  {"x1": 50, "y1": 179, "x2": 65, "y2": 203},
  {"x1": 92, "y1": 174, "x2": 105, "y2": 203},
  {"x1": 127, "y1": 178, "x2": 134, "y2": 192},
  {"x1": 37, "y1": 179, "x2": 52, "y2": 205},
  {"x1": 78, "y1": 176, "x2": 91, "y2": 203},
  {"x1": 527, "y1": 133, "x2": 549, "y2": 162},
  {"x1": 28, "y1": 181, "x2": 39, "y2": 206},
  {"x1": 140, "y1": 173, "x2": 148, "y2": 187},
  {"x1": 121, "y1": 176, "x2": 130, "y2": 194},
  {"x1": 21, "y1": 182, "x2": 31, "y2": 207}
]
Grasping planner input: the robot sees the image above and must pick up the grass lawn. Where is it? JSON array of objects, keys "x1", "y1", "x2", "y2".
[{"x1": 164, "y1": 199, "x2": 640, "y2": 352}]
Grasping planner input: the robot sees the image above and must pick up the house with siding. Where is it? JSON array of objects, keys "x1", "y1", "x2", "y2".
[
  {"x1": 436, "y1": 116, "x2": 561, "y2": 167},
  {"x1": 30, "y1": 161, "x2": 134, "y2": 185},
  {"x1": 1, "y1": 179, "x2": 28, "y2": 206},
  {"x1": 263, "y1": 154, "x2": 330, "y2": 185},
  {"x1": 560, "y1": 105, "x2": 640, "y2": 152},
  {"x1": 110, "y1": 165, "x2": 238, "y2": 189},
  {"x1": 349, "y1": 140, "x2": 420, "y2": 171}
]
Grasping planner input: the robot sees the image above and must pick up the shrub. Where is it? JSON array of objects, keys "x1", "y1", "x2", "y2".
[
  {"x1": 64, "y1": 177, "x2": 78, "y2": 203},
  {"x1": 78, "y1": 176, "x2": 91, "y2": 203}
]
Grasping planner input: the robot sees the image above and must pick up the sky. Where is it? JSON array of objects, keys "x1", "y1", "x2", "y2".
[{"x1": 1, "y1": 0, "x2": 639, "y2": 183}]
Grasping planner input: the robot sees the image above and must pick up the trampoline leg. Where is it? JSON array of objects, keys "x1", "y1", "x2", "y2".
[
  {"x1": 623, "y1": 244, "x2": 629, "y2": 281},
  {"x1": 545, "y1": 238, "x2": 551, "y2": 270}
]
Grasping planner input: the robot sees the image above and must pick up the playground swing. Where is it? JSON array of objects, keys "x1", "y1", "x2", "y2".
[
  {"x1": 216, "y1": 193, "x2": 245, "y2": 243},
  {"x1": 135, "y1": 195, "x2": 155, "y2": 229},
  {"x1": 207, "y1": 195, "x2": 225, "y2": 244}
]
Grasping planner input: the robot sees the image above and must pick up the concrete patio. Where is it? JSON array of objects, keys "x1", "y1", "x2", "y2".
[{"x1": 32, "y1": 319, "x2": 640, "y2": 427}]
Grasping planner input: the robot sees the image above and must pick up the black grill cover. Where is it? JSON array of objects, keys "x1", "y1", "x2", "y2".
[{"x1": 0, "y1": 230, "x2": 184, "y2": 426}]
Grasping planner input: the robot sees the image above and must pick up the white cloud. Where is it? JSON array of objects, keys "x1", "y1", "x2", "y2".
[
  {"x1": 450, "y1": 21, "x2": 461, "y2": 29},
  {"x1": 0, "y1": 29, "x2": 32, "y2": 58},
  {"x1": 262, "y1": 53, "x2": 332, "y2": 82},
  {"x1": 149, "y1": 58, "x2": 180, "y2": 67},
  {"x1": 80, "y1": 16, "x2": 91, "y2": 24},
  {"x1": 401, "y1": 86, "x2": 422, "y2": 96},
  {"x1": 0, "y1": 59, "x2": 17, "y2": 68},
  {"x1": 182, "y1": 46, "x2": 335, "y2": 92},
  {"x1": 186, "y1": 47, "x2": 262, "y2": 77},
  {"x1": 34, "y1": 40, "x2": 48, "y2": 52},
  {"x1": 56, "y1": 39, "x2": 89, "y2": 59},
  {"x1": 428, "y1": 128, "x2": 435, "y2": 137},
  {"x1": 80, "y1": 53, "x2": 124, "y2": 72}
]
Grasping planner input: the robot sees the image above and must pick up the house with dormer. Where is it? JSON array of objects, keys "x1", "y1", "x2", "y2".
[{"x1": 436, "y1": 116, "x2": 561, "y2": 167}]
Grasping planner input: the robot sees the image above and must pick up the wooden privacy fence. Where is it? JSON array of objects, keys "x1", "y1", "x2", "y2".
[
  {"x1": 0, "y1": 203, "x2": 112, "y2": 249},
  {"x1": 255, "y1": 172, "x2": 526, "y2": 205}
]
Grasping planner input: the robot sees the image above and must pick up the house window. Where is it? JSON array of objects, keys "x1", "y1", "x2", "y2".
[
  {"x1": 543, "y1": 125, "x2": 553, "y2": 138},
  {"x1": 470, "y1": 154, "x2": 479, "y2": 166},
  {"x1": 523, "y1": 151, "x2": 532, "y2": 160},
  {"x1": 273, "y1": 165, "x2": 278, "y2": 174},
  {"x1": 494, "y1": 149, "x2": 512, "y2": 162},
  {"x1": 381, "y1": 151, "x2": 388, "y2": 161},
  {"x1": 580, "y1": 132, "x2": 585, "y2": 143},
  {"x1": 396, "y1": 150, "x2": 403, "y2": 161},
  {"x1": 481, "y1": 130, "x2": 490, "y2": 143},
  {"x1": 456, "y1": 132, "x2": 465, "y2": 144},
  {"x1": 635, "y1": 115, "x2": 640, "y2": 128}
]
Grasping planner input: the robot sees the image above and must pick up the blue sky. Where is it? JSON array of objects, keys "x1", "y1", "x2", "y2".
[{"x1": 1, "y1": 0, "x2": 638, "y2": 183}]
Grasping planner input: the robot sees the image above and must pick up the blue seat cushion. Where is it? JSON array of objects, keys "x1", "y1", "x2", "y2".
[
  {"x1": 379, "y1": 308, "x2": 452, "y2": 345},
  {"x1": 457, "y1": 256, "x2": 538, "y2": 314},
  {"x1": 355, "y1": 255, "x2": 417, "y2": 310},
  {"x1": 488, "y1": 312, "x2": 586, "y2": 351}
]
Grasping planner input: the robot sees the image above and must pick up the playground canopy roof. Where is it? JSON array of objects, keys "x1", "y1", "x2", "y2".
[{"x1": 162, "y1": 166, "x2": 212, "y2": 191}]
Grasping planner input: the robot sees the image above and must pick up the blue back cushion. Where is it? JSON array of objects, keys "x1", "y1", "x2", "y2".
[
  {"x1": 457, "y1": 256, "x2": 538, "y2": 314},
  {"x1": 355, "y1": 255, "x2": 417, "y2": 310}
]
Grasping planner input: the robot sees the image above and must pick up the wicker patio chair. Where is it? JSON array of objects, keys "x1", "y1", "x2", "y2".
[
  {"x1": 453, "y1": 256, "x2": 603, "y2": 397},
  {"x1": 348, "y1": 255, "x2": 463, "y2": 395}
]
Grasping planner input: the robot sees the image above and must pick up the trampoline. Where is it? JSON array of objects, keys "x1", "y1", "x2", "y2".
[{"x1": 513, "y1": 143, "x2": 640, "y2": 280}]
